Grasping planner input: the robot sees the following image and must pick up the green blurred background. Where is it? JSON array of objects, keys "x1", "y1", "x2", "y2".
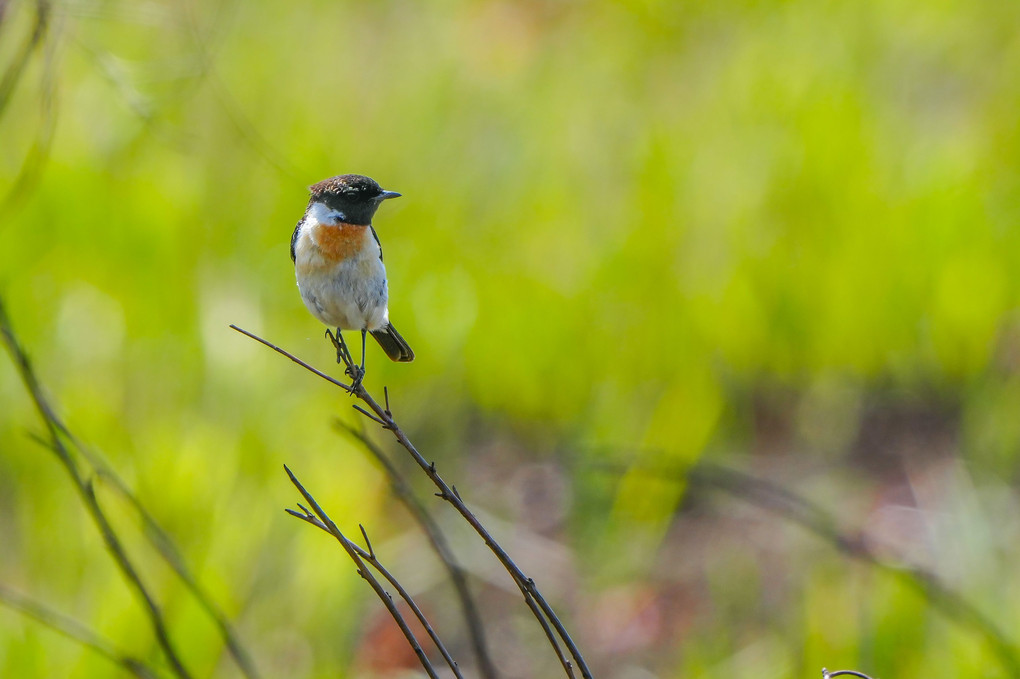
[{"x1": 3, "y1": 0, "x2": 1020, "y2": 676}]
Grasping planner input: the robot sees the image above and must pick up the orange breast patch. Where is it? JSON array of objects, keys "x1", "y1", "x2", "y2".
[{"x1": 314, "y1": 222, "x2": 368, "y2": 262}]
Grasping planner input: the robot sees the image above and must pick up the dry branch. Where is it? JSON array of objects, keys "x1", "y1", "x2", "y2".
[
  {"x1": 336, "y1": 419, "x2": 499, "y2": 679},
  {"x1": 283, "y1": 466, "x2": 445, "y2": 679},
  {"x1": 231, "y1": 324, "x2": 591, "y2": 679}
]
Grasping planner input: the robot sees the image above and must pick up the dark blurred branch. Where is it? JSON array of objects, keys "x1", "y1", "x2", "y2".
[
  {"x1": 0, "y1": 584, "x2": 161, "y2": 679},
  {"x1": 180, "y1": 0, "x2": 307, "y2": 186},
  {"x1": 2, "y1": 302, "x2": 260, "y2": 679},
  {"x1": 21, "y1": 439, "x2": 262, "y2": 679},
  {"x1": 687, "y1": 463, "x2": 1020, "y2": 678},
  {"x1": 283, "y1": 466, "x2": 444, "y2": 679},
  {"x1": 90, "y1": 468, "x2": 261, "y2": 679},
  {"x1": 0, "y1": 0, "x2": 49, "y2": 123},
  {"x1": 336, "y1": 419, "x2": 499, "y2": 679},
  {"x1": 0, "y1": 299, "x2": 194, "y2": 679},
  {"x1": 0, "y1": 1, "x2": 57, "y2": 220},
  {"x1": 232, "y1": 325, "x2": 590, "y2": 679},
  {"x1": 80, "y1": 477, "x2": 194, "y2": 679}
]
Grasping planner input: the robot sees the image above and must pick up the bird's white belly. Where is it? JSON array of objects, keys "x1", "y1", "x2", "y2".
[
  {"x1": 294, "y1": 220, "x2": 390, "y2": 331},
  {"x1": 298, "y1": 258, "x2": 389, "y2": 330}
]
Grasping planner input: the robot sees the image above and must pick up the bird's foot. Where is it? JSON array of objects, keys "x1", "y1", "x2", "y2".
[{"x1": 345, "y1": 364, "x2": 365, "y2": 394}]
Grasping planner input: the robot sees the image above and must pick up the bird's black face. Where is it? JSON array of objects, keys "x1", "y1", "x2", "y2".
[{"x1": 308, "y1": 174, "x2": 401, "y2": 225}]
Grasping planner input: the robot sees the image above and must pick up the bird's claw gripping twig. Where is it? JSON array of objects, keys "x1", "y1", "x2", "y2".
[
  {"x1": 346, "y1": 364, "x2": 364, "y2": 393},
  {"x1": 325, "y1": 328, "x2": 363, "y2": 393}
]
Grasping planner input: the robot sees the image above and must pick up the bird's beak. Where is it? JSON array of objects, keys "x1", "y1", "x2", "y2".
[{"x1": 378, "y1": 190, "x2": 402, "y2": 201}]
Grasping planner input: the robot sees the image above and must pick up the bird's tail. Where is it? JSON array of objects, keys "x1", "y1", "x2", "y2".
[{"x1": 371, "y1": 322, "x2": 415, "y2": 362}]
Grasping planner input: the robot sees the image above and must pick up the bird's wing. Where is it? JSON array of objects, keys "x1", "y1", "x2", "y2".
[
  {"x1": 370, "y1": 224, "x2": 384, "y2": 262},
  {"x1": 290, "y1": 218, "x2": 302, "y2": 262}
]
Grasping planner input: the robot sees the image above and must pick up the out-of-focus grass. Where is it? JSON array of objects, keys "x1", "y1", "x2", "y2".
[{"x1": 3, "y1": 0, "x2": 1020, "y2": 677}]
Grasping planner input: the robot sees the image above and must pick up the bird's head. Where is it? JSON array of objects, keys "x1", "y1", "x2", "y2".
[{"x1": 307, "y1": 174, "x2": 401, "y2": 225}]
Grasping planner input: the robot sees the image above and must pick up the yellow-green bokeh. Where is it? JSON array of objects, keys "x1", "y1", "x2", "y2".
[{"x1": 3, "y1": 0, "x2": 1020, "y2": 676}]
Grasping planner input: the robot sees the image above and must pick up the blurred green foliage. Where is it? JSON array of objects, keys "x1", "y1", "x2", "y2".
[{"x1": 3, "y1": 0, "x2": 1020, "y2": 677}]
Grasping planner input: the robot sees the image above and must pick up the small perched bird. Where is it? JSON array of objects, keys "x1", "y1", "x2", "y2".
[{"x1": 291, "y1": 174, "x2": 414, "y2": 388}]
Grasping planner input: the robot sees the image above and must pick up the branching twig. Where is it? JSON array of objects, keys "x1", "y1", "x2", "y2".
[
  {"x1": 283, "y1": 466, "x2": 443, "y2": 679},
  {"x1": 232, "y1": 325, "x2": 591, "y2": 679},
  {"x1": 352, "y1": 403, "x2": 388, "y2": 427},
  {"x1": 350, "y1": 529, "x2": 463, "y2": 679},
  {"x1": 0, "y1": 584, "x2": 161, "y2": 679},
  {"x1": 336, "y1": 419, "x2": 499, "y2": 679}
]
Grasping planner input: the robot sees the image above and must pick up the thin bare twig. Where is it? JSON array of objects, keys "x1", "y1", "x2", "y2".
[
  {"x1": 232, "y1": 325, "x2": 591, "y2": 679},
  {"x1": 823, "y1": 670, "x2": 875, "y2": 679},
  {"x1": 0, "y1": 584, "x2": 161, "y2": 679},
  {"x1": 84, "y1": 478, "x2": 193, "y2": 679},
  {"x1": 228, "y1": 325, "x2": 351, "y2": 393},
  {"x1": 352, "y1": 403, "x2": 388, "y2": 427},
  {"x1": 336, "y1": 420, "x2": 499, "y2": 679},
  {"x1": 22, "y1": 438, "x2": 261, "y2": 679},
  {"x1": 283, "y1": 466, "x2": 442, "y2": 679}
]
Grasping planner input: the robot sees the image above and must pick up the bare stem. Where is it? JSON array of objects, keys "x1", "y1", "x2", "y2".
[{"x1": 20, "y1": 436, "x2": 262, "y2": 679}]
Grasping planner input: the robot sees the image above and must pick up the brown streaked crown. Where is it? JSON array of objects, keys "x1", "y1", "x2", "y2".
[{"x1": 310, "y1": 174, "x2": 384, "y2": 200}]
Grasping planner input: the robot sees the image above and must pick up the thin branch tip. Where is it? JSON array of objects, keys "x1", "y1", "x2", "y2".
[{"x1": 359, "y1": 525, "x2": 374, "y2": 557}]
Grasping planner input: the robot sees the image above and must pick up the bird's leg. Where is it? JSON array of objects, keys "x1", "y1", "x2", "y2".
[
  {"x1": 324, "y1": 327, "x2": 365, "y2": 393},
  {"x1": 325, "y1": 328, "x2": 343, "y2": 363},
  {"x1": 326, "y1": 328, "x2": 355, "y2": 371},
  {"x1": 360, "y1": 329, "x2": 367, "y2": 373},
  {"x1": 347, "y1": 329, "x2": 368, "y2": 393}
]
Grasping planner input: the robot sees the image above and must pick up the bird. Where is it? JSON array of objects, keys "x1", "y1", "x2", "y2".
[{"x1": 291, "y1": 174, "x2": 414, "y2": 389}]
